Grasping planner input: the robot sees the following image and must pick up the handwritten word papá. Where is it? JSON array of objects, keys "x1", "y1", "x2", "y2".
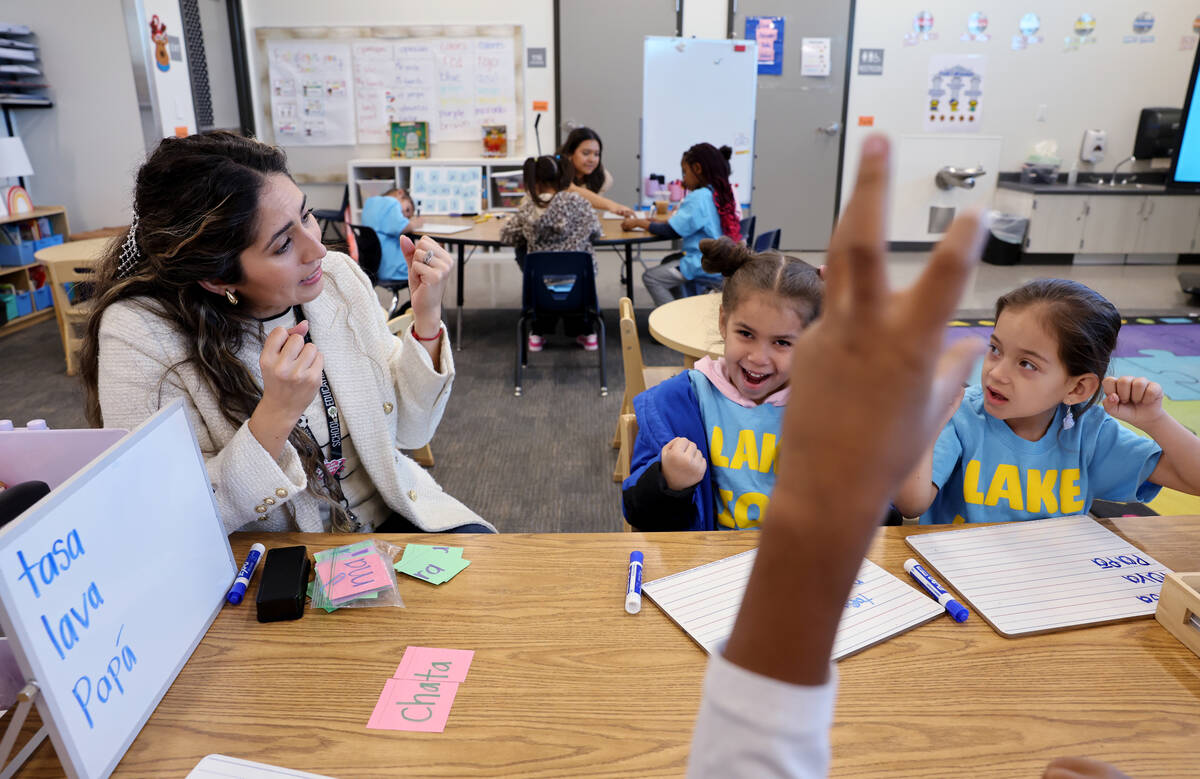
[{"x1": 13, "y1": 529, "x2": 138, "y2": 728}]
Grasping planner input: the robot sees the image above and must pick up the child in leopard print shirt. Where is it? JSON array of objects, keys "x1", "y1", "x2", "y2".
[{"x1": 501, "y1": 155, "x2": 603, "y2": 350}]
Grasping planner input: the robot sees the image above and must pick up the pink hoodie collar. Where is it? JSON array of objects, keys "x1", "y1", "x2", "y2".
[{"x1": 695, "y1": 355, "x2": 790, "y2": 408}]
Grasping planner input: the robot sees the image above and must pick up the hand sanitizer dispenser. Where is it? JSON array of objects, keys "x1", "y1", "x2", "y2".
[{"x1": 1080, "y1": 129, "x2": 1107, "y2": 163}]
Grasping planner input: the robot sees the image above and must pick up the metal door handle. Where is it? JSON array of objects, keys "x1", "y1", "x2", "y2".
[{"x1": 816, "y1": 122, "x2": 841, "y2": 136}]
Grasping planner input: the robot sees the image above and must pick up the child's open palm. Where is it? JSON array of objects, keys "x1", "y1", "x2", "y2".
[{"x1": 1102, "y1": 375, "x2": 1165, "y2": 427}]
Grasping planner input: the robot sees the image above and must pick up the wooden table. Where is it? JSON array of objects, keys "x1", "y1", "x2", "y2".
[
  {"x1": 13, "y1": 519, "x2": 1200, "y2": 777},
  {"x1": 421, "y1": 216, "x2": 671, "y2": 348},
  {"x1": 647, "y1": 292, "x2": 723, "y2": 367}
]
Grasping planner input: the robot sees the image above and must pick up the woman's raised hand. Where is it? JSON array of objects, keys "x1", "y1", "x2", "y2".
[
  {"x1": 249, "y1": 321, "x2": 323, "y2": 459},
  {"x1": 402, "y1": 235, "x2": 452, "y2": 338}
]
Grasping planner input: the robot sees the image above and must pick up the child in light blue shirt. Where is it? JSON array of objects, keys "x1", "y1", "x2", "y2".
[
  {"x1": 896, "y1": 278, "x2": 1200, "y2": 523},
  {"x1": 360, "y1": 189, "x2": 423, "y2": 281},
  {"x1": 623, "y1": 142, "x2": 743, "y2": 306}
]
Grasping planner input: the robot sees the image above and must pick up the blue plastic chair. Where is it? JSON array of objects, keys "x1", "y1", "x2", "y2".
[
  {"x1": 753, "y1": 229, "x2": 781, "y2": 252},
  {"x1": 515, "y1": 251, "x2": 607, "y2": 397},
  {"x1": 740, "y1": 215, "x2": 756, "y2": 247}
]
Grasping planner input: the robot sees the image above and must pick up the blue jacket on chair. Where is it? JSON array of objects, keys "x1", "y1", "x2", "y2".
[{"x1": 621, "y1": 372, "x2": 715, "y2": 531}]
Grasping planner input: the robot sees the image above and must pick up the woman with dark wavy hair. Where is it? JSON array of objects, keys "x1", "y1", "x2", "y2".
[
  {"x1": 558, "y1": 126, "x2": 634, "y2": 216},
  {"x1": 80, "y1": 131, "x2": 493, "y2": 535}
]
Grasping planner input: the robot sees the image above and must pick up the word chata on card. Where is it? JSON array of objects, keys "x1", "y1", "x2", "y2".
[{"x1": 367, "y1": 647, "x2": 474, "y2": 732}]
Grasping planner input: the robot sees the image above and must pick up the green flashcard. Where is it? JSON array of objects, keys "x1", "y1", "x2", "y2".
[{"x1": 394, "y1": 547, "x2": 471, "y2": 585}]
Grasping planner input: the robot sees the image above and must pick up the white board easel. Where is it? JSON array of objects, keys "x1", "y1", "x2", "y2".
[
  {"x1": 641, "y1": 37, "x2": 757, "y2": 209},
  {"x1": 0, "y1": 401, "x2": 235, "y2": 778}
]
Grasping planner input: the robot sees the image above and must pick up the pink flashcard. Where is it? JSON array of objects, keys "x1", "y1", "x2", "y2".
[
  {"x1": 393, "y1": 647, "x2": 475, "y2": 683},
  {"x1": 366, "y1": 677, "x2": 460, "y2": 732},
  {"x1": 314, "y1": 547, "x2": 392, "y2": 603}
]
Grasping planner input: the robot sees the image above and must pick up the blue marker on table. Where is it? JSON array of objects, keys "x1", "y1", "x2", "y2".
[
  {"x1": 625, "y1": 551, "x2": 644, "y2": 614},
  {"x1": 227, "y1": 543, "x2": 266, "y2": 605},
  {"x1": 904, "y1": 558, "x2": 969, "y2": 622}
]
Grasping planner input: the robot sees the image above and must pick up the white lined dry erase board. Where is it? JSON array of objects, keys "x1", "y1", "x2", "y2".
[
  {"x1": 0, "y1": 401, "x2": 235, "y2": 779},
  {"x1": 643, "y1": 551, "x2": 943, "y2": 660},
  {"x1": 907, "y1": 516, "x2": 1173, "y2": 637}
]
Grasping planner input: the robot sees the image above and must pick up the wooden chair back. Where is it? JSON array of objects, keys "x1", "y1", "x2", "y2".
[
  {"x1": 42, "y1": 256, "x2": 97, "y2": 376},
  {"x1": 617, "y1": 413, "x2": 637, "y2": 532},
  {"x1": 613, "y1": 297, "x2": 683, "y2": 482}
]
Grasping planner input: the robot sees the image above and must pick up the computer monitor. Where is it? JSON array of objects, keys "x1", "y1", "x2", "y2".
[
  {"x1": 1168, "y1": 46, "x2": 1200, "y2": 188},
  {"x1": 1133, "y1": 108, "x2": 1181, "y2": 159}
]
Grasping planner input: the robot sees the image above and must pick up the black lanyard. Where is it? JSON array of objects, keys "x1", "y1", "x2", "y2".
[
  {"x1": 292, "y1": 306, "x2": 360, "y2": 531},
  {"x1": 292, "y1": 305, "x2": 343, "y2": 476}
]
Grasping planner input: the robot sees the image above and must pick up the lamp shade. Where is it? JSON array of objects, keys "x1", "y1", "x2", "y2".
[{"x1": 0, "y1": 137, "x2": 33, "y2": 179}]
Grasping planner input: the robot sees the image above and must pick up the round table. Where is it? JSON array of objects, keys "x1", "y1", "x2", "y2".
[
  {"x1": 419, "y1": 215, "x2": 671, "y2": 348},
  {"x1": 33, "y1": 237, "x2": 110, "y2": 264},
  {"x1": 647, "y1": 293, "x2": 724, "y2": 368}
]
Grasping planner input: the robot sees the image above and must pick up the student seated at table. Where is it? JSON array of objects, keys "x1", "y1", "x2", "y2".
[
  {"x1": 500, "y1": 154, "x2": 603, "y2": 351},
  {"x1": 558, "y1": 127, "x2": 634, "y2": 216},
  {"x1": 80, "y1": 131, "x2": 494, "y2": 535},
  {"x1": 686, "y1": 133, "x2": 1132, "y2": 779},
  {"x1": 623, "y1": 142, "x2": 743, "y2": 306},
  {"x1": 361, "y1": 188, "x2": 426, "y2": 283},
  {"x1": 894, "y1": 278, "x2": 1200, "y2": 524},
  {"x1": 622, "y1": 237, "x2": 821, "y2": 531}
]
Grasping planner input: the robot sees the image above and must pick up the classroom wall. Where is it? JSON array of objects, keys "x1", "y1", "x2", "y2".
[
  {"x1": 7, "y1": 0, "x2": 146, "y2": 232},
  {"x1": 841, "y1": 2, "x2": 1200, "y2": 231}
]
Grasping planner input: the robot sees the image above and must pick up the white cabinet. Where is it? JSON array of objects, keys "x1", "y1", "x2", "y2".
[
  {"x1": 1080, "y1": 197, "x2": 1140, "y2": 254},
  {"x1": 346, "y1": 157, "x2": 528, "y2": 221},
  {"x1": 1002, "y1": 187, "x2": 1200, "y2": 261},
  {"x1": 1025, "y1": 196, "x2": 1086, "y2": 253},
  {"x1": 1133, "y1": 196, "x2": 1200, "y2": 255}
]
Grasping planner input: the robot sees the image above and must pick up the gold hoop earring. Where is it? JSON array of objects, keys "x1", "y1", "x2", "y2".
[{"x1": 225, "y1": 289, "x2": 239, "y2": 305}]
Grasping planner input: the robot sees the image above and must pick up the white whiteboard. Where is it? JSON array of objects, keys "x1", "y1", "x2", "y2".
[
  {"x1": 641, "y1": 37, "x2": 757, "y2": 208},
  {"x1": 643, "y1": 551, "x2": 942, "y2": 660},
  {"x1": 350, "y1": 38, "x2": 517, "y2": 145},
  {"x1": 0, "y1": 401, "x2": 235, "y2": 779},
  {"x1": 907, "y1": 516, "x2": 1172, "y2": 637}
]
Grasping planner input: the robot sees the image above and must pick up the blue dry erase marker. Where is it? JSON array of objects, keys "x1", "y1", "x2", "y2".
[
  {"x1": 227, "y1": 543, "x2": 266, "y2": 605},
  {"x1": 904, "y1": 558, "x2": 969, "y2": 622},
  {"x1": 625, "y1": 551, "x2": 644, "y2": 614}
]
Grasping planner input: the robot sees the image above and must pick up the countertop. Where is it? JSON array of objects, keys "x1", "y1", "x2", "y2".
[{"x1": 995, "y1": 172, "x2": 1197, "y2": 196}]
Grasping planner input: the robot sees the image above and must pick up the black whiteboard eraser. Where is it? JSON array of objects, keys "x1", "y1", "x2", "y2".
[{"x1": 255, "y1": 545, "x2": 309, "y2": 623}]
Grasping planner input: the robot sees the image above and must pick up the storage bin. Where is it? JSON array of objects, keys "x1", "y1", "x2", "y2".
[
  {"x1": 14, "y1": 290, "x2": 32, "y2": 317},
  {"x1": 1019, "y1": 163, "x2": 1059, "y2": 185},
  {"x1": 33, "y1": 233, "x2": 64, "y2": 252},
  {"x1": 32, "y1": 284, "x2": 53, "y2": 310},
  {"x1": 0, "y1": 243, "x2": 36, "y2": 267},
  {"x1": 0, "y1": 285, "x2": 14, "y2": 322}
]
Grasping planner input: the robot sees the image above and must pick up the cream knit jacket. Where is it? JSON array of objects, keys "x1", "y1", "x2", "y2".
[{"x1": 97, "y1": 251, "x2": 493, "y2": 535}]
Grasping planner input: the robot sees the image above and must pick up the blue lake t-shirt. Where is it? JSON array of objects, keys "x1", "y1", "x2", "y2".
[
  {"x1": 690, "y1": 370, "x2": 784, "y2": 529},
  {"x1": 360, "y1": 195, "x2": 411, "y2": 281},
  {"x1": 923, "y1": 385, "x2": 1163, "y2": 524},
  {"x1": 669, "y1": 187, "x2": 723, "y2": 282}
]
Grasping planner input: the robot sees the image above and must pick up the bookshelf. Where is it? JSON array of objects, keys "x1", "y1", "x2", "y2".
[
  {"x1": 0, "y1": 205, "x2": 69, "y2": 337},
  {"x1": 0, "y1": 24, "x2": 52, "y2": 140},
  {"x1": 346, "y1": 158, "x2": 527, "y2": 223}
]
